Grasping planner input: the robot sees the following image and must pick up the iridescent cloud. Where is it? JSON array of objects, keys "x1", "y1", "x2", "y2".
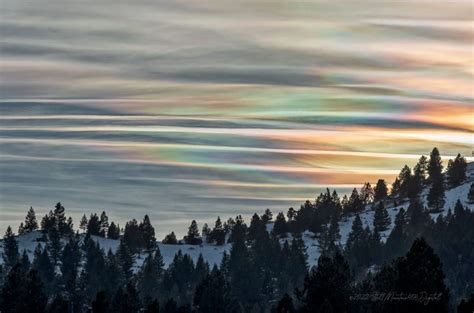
[{"x1": 0, "y1": 0, "x2": 472, "y2": 237}]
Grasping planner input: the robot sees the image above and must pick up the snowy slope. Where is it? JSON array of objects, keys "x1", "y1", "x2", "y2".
[{"x1": 1, "y1": 163, "x2": 472, "y2": 269}]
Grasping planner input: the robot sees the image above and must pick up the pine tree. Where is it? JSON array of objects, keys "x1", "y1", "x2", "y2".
[
  {"x1": 24, "y1": 269, "x2": 47, "y2": 313},
  {"x1": 248, "y1": 213, "x2": 266, "y2": 241},
  {"x1": 137, "y1": 250, "x2": 164, "y2": 300},
  {"x1": 87, "y1": 213, "x2": 101, "y2": 236},
  {"x1": 385, "y1": 208, "x2": 407, "y2": 259},
  {"x1": 163, "y1": 231, "x2": 178, "y2": 245},
  {"x1": 53, "y1": 202, "x2": 68, "y2": 236},
  {"x1": 60, "y1": 236, "x2": 81, "y2": 284},
  {"x1": 24, "y1": 207, "x2": 38, "y2": 232},
  {"x1": 107, "y1": 222, "x2": 120, "y2": 239},
  {"x1": 18, "y1": 223, "x2": 25, "y2": 235},
  {"x1": 374, "y1": 179, "x2": 388, "y2": 202},
  {"x1": 373, "y1": 202, "x2": 391, "y2": 233},
  {"x1": 428, "y1": 147, "x2": 443, "y2": 182},
  {"x1": 427, "y1": 179, "x2": 445, "y2": 213},
  {"x1": 122, "y1": 219, "x2": 142, "y2": 252},
  {"x1": 446, "y1": 153, "x2": 467, "y2": 187},
  {"x1": 184, "y1": 220, "x2": 202, "y2": 245},
  {"x1": 391, "y1": 177, "x2": 401, "y2": 196},
  {"x1": 99, "y1": 211, "x2": 109, "y2": 238},
  {"x1": 261, "y1": 208, "x2": 273, "y2": 223},
  {"x1": 32, "y1": 244, "x2": 55, "y2": 293},
  {"x1": 79, "y1": 214, "x2": 88, "y2": 232},
  {"x1": 3, "y1": 226, "x2": 19, "y2": 268},
  {"x1": 398, "y1": 165, "x2": 412, "y2": 198},
  {"x1": 0, "y1": 263, "x2": 26, "y2": 313},
  {"x1": 272, "y1": 212, "x2": 287, "y2": 237},
  {"x1": 414, "y1": 155, "x2": 428, "y2": 183},
  {"x1": 194, "y1": 254, "x2": 210, "y2": 283},
  {"x1": 346, "y1": 188, "x2": 364, "y2": 214},
  {"x1": 228, "y1": 215, "x2": 247, "y2": 243},
  {"x1": 117, "y1": 241, "x2": 135, "y2": 280},
  {"x1": 469, "y1": 183, "x2": 474, "y2": 204},
  {"x1": 20, "y1": 250, "x2": 30, "y2": 272},
  {"x1": 360, "y1": 182, "x2": 375, "y2": 204},
  {"x1": 375, "y1": 238, "x2": 449, "y2": 313},
  {"x1": 140, "y1": 215, "x2": 156, "y2": 250},
  {"x1": 202, "y1": 223, "x2": 211, "y2": 241},
  {"x1": 298, "y1": 253, "x2": 351, "y2": 312},
  {"x1": 210, "y1": 217, "x2": 225, "y2": 245},
  {"x1": 193, "y1": 269, "x2": 234, "y2": 313}
]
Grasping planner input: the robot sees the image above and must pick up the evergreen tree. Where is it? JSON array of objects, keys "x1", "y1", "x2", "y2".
[
  {"x1": 428, "y1": 147, "x2": 443, "y2": 182},
  {"x1": 99, "y1": 211, "x2": 109, "y2": 238},
  {"x1": 87, "y1": 214, "x2": 101, "y2": 236},
  {"x1": 375, "y1": 238, "x2": 449, "y2": 313},
  {"x1": 137, "y1": 250, "x2": 164, "y2": 300},
  {"x1": 122, "y1": 219, "x2": 142, "y2": 252},
  {"x1": 184, "y1": 220, "x2": 202, "y2": 245},
  {"x1": 47, "y1": 227, "x2": 62, "y2": 263},
  {"x1": 469, "y1": 183, "x2": 474, "y2": 204},
  {"x1": 414, "y1": 155, "x2": 428, "y2": 183},
  {"x1": 116, "y1": 241, "x2": 135, "y2": 280},
  {"x1": 194, "y1": 254, "x2": 210, "y2": 283},
  {"x1": 24, "y1": 269, "x2": 47, "y2": 313},
  {"x1": 53, "y1": 202, "x2": 68, "y2": 236},
  {"x1": 427, "y1": 180, "x2": 445, "y2": 213},
  {"x1": 140, "y1": 215, "x2": 156, "y2": 250},
  {"x1": 103, "y1": 250, "x2": 126, "y2": 298},
  {"x1": 18, "y1": 223, "x2": 25, "y2": 235},
  {"x1": 228, "y1": 215, "x2": 247, "y2": 243},
  {"x1": 32, "y1": 244, "x2": 55, "y2": 293},
  {"x1": 248, "y1": 213, "x2": 266, "y2": 241},
  {"x1": 202, "y1": 223, "x2": 211, "y2": 241},
  {"x1": 163, "y1": 232, "x2": 178, "y2": 245},
  {"x1": 24, "y1": 207, "x2": 39, "y2": 232},
  {"x1": 360, "y1": 182, "x2": 375, "y2": 204},
  {"x1": 193, "y1": 269, "x2": 234, "y2": 313},
  {"x1": 374, "y1": 179, "x2": 388, "y2": 202},
  {"x1": 107, "y1": 222, "x2": 120, "y2": 239},
  {"x1": 373, "y1": 202, "x2": 391, "y2": 233},
  {"x1": 391, "y1": 177, "x2": 401, "y2": 196},
  {"x1": 346, "y1": 188, "x2": 364, "y2": 214},
  {"x1": 210, "y1": 217, "x2": 225, "y2": 245},
  {"x1": 272, "y1": 212, "x2": 287, "y2": 237},
  {"x1": 446, "y1": 154, "x2": 467, "y2": 187},
  {"x1": 60, "y1": 236, "x2": 81, "y2": 285},
  {"x1": 3, "y1": 226, "x2": 19, "y2": 268},
  {"x1": 286, "y1": 207, "x2": 296, "y2": 221},
  {"x1": 20, "y1": 249, "x2": 31, "y2": 272},
  {"x1": 385, "y1": 208, "x2": 408, "y2": 260},
  {"x1": 0, "y1": 263, "x2": 26, "y2": 313},
  {"x1": 261, "y1": 209, "x2": 273, "y2": 223},
  {"x1": 298, "y1": 253, "x2": 351, "y2": 313},
  {"x1": 79, "y1": 214, "x2": 88, "y2": 233},
  {"x1": 397, "y1": 165, "x2": 412, "y2": 198}
]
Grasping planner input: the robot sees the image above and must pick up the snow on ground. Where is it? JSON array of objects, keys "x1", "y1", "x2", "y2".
[{"x1": 1, "y1": 164, "x2": 473, "y2": 269}]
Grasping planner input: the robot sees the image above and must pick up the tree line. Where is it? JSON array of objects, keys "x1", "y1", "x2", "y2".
[{"x1": 0, "y1": 147, "x2": 472, "y2": 312}]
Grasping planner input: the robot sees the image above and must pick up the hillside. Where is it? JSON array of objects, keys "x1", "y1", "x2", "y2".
[{"x1": 2, "y1": 163, "x2": 472, "y2": 269}]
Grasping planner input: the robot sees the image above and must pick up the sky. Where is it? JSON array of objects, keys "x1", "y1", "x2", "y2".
[{"x1": 0, "y1": 0, "x2": 472, "y2": 238}]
